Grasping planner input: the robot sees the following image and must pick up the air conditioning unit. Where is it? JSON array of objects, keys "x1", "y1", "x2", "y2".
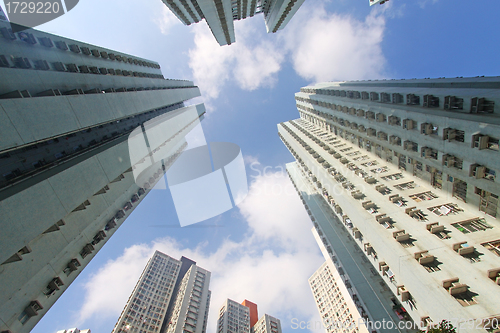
[
  {"x1": 55, "y1": 41, "x2": 68, "y2": 50},
  {"x1": 38, "y1": 37, "x2": 53, "y2": 48},
  {"x1": 421, "y1": 123, "x2": 433, "y2": 135},
  {"x1": 24, "y1": 300, "x2": 43, "y2": 317},
  {"x1": 1, "y1": 27, "x2": 16, "y2": 40},
  {"x1": 65, "y1": 63, "x2": 78, "y2": 72},
  {"x1": 443, "y1": 128, "x2": 456, "y2": 141},
  {"x1": 52, "y1": 62, "x2": 66, "y2": 72},
  {"x1": 443, "y1": 155, "x2": 455, "y2": 167},
  {"x1": 474, "y1": 165, "x2": 486, "y2": 179},
  {"x1": 403, "y1": 119, "x2": 415, "y2": 130},
  {"x1": 69, "y1": 44, "x2": 80, "y2": 53},
  {"x1": 67, "y1": 258, "x2": 80, "y2": 271},
  {"x1": 48, "y1": 277, "x2": 64, "y2": 291},
  {"x1": 105, "y1": 218, "x2": 117, "y2": 230},
  {"x1": 80, "y1": 47, "x2": 91, "y2": 55},
  {"x1": 422, "y1": 148, "x2": 433, "y2": 158}
]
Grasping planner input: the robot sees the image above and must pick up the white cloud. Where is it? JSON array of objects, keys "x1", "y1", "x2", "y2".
[
  {"x1": 243, "y1": 154, "x2": 260, "y2": 165},
  {"x1": 154, "y1": 5, "x2": 183, "y2": 35},
  {"x1": 187, "y1": 3, "x2": 387, "y2": 104},
  {"x1": 280, "y1": 4, "x2": 387, "y2": 83},
  {"x1": 75, "y1": 170, "x2": 324, "y2": 332},
  {"x1": 188, "y1": 18, "x2": 285, "y2": 100}
]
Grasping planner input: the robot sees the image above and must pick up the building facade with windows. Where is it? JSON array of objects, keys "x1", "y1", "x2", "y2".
[
  {"x1": 111, "y1": 252, "x2": 211, "y2": 333},
  {"x1": 56, "y1": 328, "x2": 91, "y2": 333},
  {"x1": 160, "y1": 0, "x2": 305, "y2": 46},
  {"x1": 0, "y1": 21, "x2": 204, "y2": 332},
  {"x1": 217, "y1": 299, "x2": 251, "y2": 333},
  {"x1": 251, "y1": 314, "x2": 281, "y2": 333},
  {"x1": 217, "y1": 299, "x2": 282, "y2": 333},
  {"x1": 279, "y1": 77, "x2": 500, "y2": 332}
]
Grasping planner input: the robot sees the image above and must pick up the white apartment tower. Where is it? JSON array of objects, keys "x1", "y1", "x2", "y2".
[
  {"x1": 217, "y1": 299, "x2": 251, "y2": 333},
  {"x1": 279, "y1": 77, "x2": 500, "y2": 332},
  {"x1": 112, "y1": 252, "x2": 211, "y2": 333},
  {"x1": 56, "y1": 328, "x2": 91, "y2": 333},
  {"x1": 161, "y1": 0, "x2": 306, "y2": 46},
  {"x1": 0, "y1": 21, "x2": 204, "y2": 332},
  {"x1": 251, "y1": 314, "x2": 281, "y2": 333},
  {"x1": 164, "y1": 263, "x2": 211, "y2": 333},
  {"x1": 309, "y1": 228, "x2": 373, "y2": 333}
]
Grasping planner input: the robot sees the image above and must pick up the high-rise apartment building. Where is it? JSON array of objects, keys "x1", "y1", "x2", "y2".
[
  {"x1": 112, "y1": 251, "x2": 211, "y2": 333},
  {"x1": 369, "y1": 0, "x2": 388, "y2": 6},
  {"x1": 0, "y1": 21, "x2": 204, "y2": 332},
  {"x1": 241, "y1": 300, "x2": 258, "y2": 328},
  {"x1": 279, "y1": 77, "x2": 500, "y2": 332},
  {"x1": 56, "y1": 328, "x2": 91, "y2": 333},
  {"x1": 217, "y1": 299, "x2": 281, "y2": 333},
  {"x1": 217, "y1": 299, "x2": 251, "y2": 333},
  {"x1": 309, "y1": 227, "x2": 388, "y2": 333},
  {"x1": 161, "y1": 0, "x2": 306, "y2": 46},
  {"x1": 251, "y1": 314, "x2": 281, "y2": 333}
]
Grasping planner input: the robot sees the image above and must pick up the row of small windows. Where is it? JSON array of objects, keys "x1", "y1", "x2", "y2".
[
  {"x1": 0, "y1": 27, "x2": 161, "y2": 69},
  {"x1": 299, "y1": 88, "x2": 495, "y2": 114},
  {"x1": 303, "y1": 110, "x2": 498, "y2": 182},
  {"x1": 0, "y1": 54, "x2": 164, "y2": 79},
  {"x1": 0, "y1": 84, "x2": 195, "y2": 101},
  {"x1": 285, "y1": 121, "x2": 500, "y2": 301},
  {"x1": 296, "y1": 101, "x2": 499, "y2": 151}
]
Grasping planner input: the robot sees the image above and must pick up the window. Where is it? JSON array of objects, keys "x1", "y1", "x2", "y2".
[
  {"x1": 443, "y1": 128, "x2": 465, "y2": 142},
  {"x1": 407, "y1": 94, "x2": 420, "y2": 105},
  {"x1": 403, "y1": 119, "x2": 416, "y2": 130},
  {"x1": 388, "y1": 115, "x2": 401, "y2": 126},
  {"x1": 470, "y1": 97, "x2": 494, "y2": 113},
  {"x1": 392, "y1": 93, "x2": 404, "y2": 104},
  {"x1": 452, "y1": 217, "x2": 492, "y2": 233},
  {"x1": 423, "y1": 94, "x2": 439, "y2": 107},
  {"x1": 444, "y1": 96, "x2": 463, "y2": 110},
  {"x1": 482, "y1": 239, "x2": 500, "y2": 257}
]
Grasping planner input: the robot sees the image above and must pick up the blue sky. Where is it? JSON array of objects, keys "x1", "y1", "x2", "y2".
[{"x1": 9, "y1": 0, "x2": 499, "y2": 332}]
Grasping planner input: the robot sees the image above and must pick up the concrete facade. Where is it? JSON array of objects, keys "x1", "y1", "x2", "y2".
[
  {"x1": 278, "y1": 77, "x2": 500, "y2": 332},
  {"x1": 164, "y1": 263, "x2": 211, "y2": 333},
  {"x1": 160, "y1": 0, "x2": 305, "y2": 46},
  {"x1": 217, "y1": 299, "x2": 251, "y2": 333},
  {"x1": 0, "y1": 22, "x2": 204, "y2": 332},
  {"x1": 251, "y1": 314, "x2": 281, "y2": 333},
  {"x1": 111, "y1": 252, "x2": 211, "y2": 333}
]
